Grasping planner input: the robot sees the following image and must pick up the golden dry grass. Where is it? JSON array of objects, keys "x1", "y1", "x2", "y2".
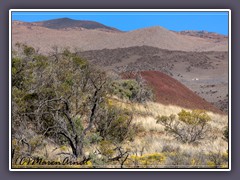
[
  {"x1": 13, "y1": 97, "x2": 228, "y2": 168},
  {"x1": 110, "y1": 98, "x2": 228, "y2": 157}
]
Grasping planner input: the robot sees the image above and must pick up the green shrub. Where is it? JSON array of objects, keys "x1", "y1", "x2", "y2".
[
  {"x1": 109, "y1": 79, "x2": 153, "y2": 103},
  {"x1": 72, "y1": 56, "x2": 88, "y2": 68},
  {"x1": 95, "y1": 106, "x2": 137, "y2": 143},
  {"x1": 156, "y1": 110, "x2": 212, "y2": 144},
  {"x1": 99, "y1": 140, "x2": 115, "y2": 158},
  {"x1": 23, "y1": 46, "x2": 35, "y2": 56},
  {"x1": 223, "y1": 126, "x2": 229, "y2": 142}
]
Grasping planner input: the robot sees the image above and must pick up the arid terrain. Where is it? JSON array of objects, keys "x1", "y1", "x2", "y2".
[
  {"x1": 12, "y1": 18, "x2": 229, "y2": 113},
  {"x1": 177, "y1": 30, "x2": 228, "y2": 42},
  {"x1": 78, "y1": 46, "x2": 228, "y2": 113},
  {"x1": 12, "y1": 18, "x2": 228, "y2": 53},
  {"x1": 11, "y1": 18, "x2": 229, "y2": 169},
  {"x1": 122, "y1": 71, "x2": 223, "y2": 114}
]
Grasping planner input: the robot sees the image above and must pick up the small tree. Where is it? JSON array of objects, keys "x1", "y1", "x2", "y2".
[
  {"x1": 156, "y1": 110, "x2": 212, "y2": 144},
  {"x1": 12, "y1": 44, "x2": 139, "y2": 163}
]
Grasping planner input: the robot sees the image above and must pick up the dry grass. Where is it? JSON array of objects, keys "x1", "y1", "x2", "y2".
[
  {"x1": 111, "y1": 98, "x2": 228, "y2": 158},
  {"x1": 12, "y1": 97, "x2": 228, "y2": 168}
]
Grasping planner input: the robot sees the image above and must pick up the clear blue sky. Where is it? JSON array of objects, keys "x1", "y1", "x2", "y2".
[{"x1": 12, "y1": 11, "x2": 229, "y2": 35}]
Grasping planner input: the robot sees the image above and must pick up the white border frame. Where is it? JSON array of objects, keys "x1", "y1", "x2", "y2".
[{"x1": 9, "y1": 9, "x2": 231, "y2": 171}]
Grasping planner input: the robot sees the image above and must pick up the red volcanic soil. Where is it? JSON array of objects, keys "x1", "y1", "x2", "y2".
[{"x1": 123, "y1": 71, "x2": 223, "y2": 114}]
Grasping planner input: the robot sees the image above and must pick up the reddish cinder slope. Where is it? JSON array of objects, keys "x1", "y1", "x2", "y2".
[{"x1": 125, "y1": 71, "x2": 223, "y2": 114}]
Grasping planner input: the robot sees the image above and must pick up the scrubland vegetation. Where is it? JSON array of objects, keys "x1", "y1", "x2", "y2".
[{"x1": 11, "y1": 44, "x2": 228, "y2": 169}]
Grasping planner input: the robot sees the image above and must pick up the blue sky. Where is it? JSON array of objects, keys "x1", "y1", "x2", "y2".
[{"x1": 12, "y1": 11, "x2": 229, "y2": 35}]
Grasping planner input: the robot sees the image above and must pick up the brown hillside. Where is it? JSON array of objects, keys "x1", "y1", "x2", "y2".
[
  {"x1": 33, "y1": 18, "x2": 121, "y2": 31},
  {"x1": 177, "y1": 30, "x2": 228, "y2": 42},
  {"x1": 78, "y1": 46, "x2": 228, "y2": 113},
  {"x1": 124, "y1": 71, "x2": 224, "y2": 114},
  {"x1": 12, "y1": 20, "x2": 228, "y2": 53}
]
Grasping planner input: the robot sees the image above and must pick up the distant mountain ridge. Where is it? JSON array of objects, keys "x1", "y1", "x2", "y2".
[
  {"x1": 177, "y1": 30, "x2": 228, "y2": 42},
  {"x1": 13, "y1": 18, "x2": 121, "y2": 32},
  {"x1": 12, "y1": 19, "x2": 228, "y2": 53}
]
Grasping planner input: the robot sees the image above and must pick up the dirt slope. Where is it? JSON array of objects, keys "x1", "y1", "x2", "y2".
[
  {"x1": 135, "y1": 71, "x2": 224, "y2": 114},
  {"x1": 78, "y1": 45, "x2": 228, "y2": 113}
]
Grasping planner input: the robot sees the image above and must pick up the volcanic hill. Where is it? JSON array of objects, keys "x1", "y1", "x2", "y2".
[
  {"x1": 12, "y1": 18, "x2": 228, "y2": 53},
  {"x1": 123, "y1": 71, "x2": 224, "y2": 114}
]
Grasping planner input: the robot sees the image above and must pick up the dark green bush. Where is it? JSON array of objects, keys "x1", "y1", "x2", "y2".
[
  {"x1": 109, "y1": 79, "x2": 153, "y2": 103},
  {"x1": 223, "y1": 126, "x2": 229, "y2": 142}
]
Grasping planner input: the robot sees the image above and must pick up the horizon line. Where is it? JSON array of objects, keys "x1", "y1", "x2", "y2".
[{"x1": 12, "y1": 17, "x2": 228, "y2": 36}]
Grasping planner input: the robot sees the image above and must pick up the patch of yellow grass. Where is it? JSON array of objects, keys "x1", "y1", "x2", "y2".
[
  {"x1": 110, "y1": 98, "x2": 228, "y2": 157},
  {"x1": 14, "y1": 97, "x2": 228, "y2": 168}
]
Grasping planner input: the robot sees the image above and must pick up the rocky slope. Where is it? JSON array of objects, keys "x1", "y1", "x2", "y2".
[
  {"x1": 78, "y1": 46, "x2": 228, "y2": 113},
  {"x1": 136, "y1": 71, "x2": 223, "y2": 114}
]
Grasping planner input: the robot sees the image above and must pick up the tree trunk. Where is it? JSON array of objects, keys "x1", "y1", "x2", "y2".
[
  {"x1": 75, "y1": 141, "x2": 84, "y2": 158},
  {"x1": 73, "y1": 136, "x2": 84, "y2": 158}
]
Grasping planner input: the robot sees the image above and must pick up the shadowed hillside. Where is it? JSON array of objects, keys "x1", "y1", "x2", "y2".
[{"x1": 33, "y1": 18, "x2": 121, "y2": 31}]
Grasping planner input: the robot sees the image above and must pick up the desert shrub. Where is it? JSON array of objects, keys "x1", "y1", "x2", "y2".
[
  {"x1": 109, "y1": 79, "x2": 153, "y2": 103},
  {"x1": 92, "y1": 107, "x2": 143, "y2": 168},
  {"x1": 86, "y1": 132, "x2": 103, "y2": 144},
  {"x1": 161, "y1": 145, "x2": 180, "y2": 153},
  {"x1": 99, "y1": 140, "x2": 115, "y2": 158},
  {"x1": 126, "y1": 153, "x2": 166, "y2": 168},
  {"x1": 72, "y1": 56, "x2": 88, "y2": 69},
  {"x1": 223, "y1": 126, "x2": 229, "y2": 142},
  {"x1": 206, "y1": 151, "x2": 228, "y2": 168},
  {"x1": 156, "y1": 110, "x2": 212, "y2": 144},
  {"x1": 12, "y1": 135, "x2": 45, "y2": 161},
  {"x1": 162, "y1": 148, "x2": 207, "y2": 168},
  {"x1": 95, "y1": 106, "x2": 139, "y2": 144},
  {"x1": 164, "y1": 151, "x2": 192, "y2": 168},
  {"x1": 88, "y1": 153, "x2": 109, "y2": 168},
  {"x1": 110, "y1": 79, "x2": 140, "y2": 100},
  {"x1": 190, "y1": 156, "x2": 206, "y2": 168},
  {"x1": 28, "y1": 135, "x2": 44, "y2": 154},
  {"x1": 163, "y1": 151, "x2": 218, "y2": 168},
  {"x1": 12, "y1": 57, "x2": 25, "y2": 89},
  {"x1": 23, "y1": 45, "x2": 35, "y2": 56}
]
